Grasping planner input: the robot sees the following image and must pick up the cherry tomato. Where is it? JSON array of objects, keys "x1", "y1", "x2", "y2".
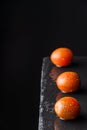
[
  {"x1": 54, "y1": 96, "x2": 80, "y2": 120},
  {"x1": 56, "y1": 71, "x2": 80, "y2": 93},
  {"x1": 50, "y1": 47, "x2": 73, "y2": 67}
]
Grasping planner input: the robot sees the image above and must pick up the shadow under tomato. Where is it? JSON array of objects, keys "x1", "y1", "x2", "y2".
[
  {"x1": 54, "y1": 114, "x2": 86, "y2": 130},
  {"x1": 72, "y1": 86, "x2": 87, "y2": 95}
]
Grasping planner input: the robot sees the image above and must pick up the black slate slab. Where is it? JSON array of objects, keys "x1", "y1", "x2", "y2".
[{"x1": 38, "y1": 56, "x2": 87, "y2": 130}]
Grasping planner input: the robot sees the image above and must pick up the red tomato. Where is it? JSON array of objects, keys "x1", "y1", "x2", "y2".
[
  {"x1": 54, "y1": 96, "x2": 80, "y2": 120},
  {"x1": 56, "y1": 71, "x2": 80, "y2": 93},
  {"x1": 50, "y1": 47, "x2": 73, "y2": 67}
]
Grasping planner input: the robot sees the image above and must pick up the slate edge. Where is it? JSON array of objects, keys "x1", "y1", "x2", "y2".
[{"x1": 38, "y1": 57, "x2": 48, "y2": 130}]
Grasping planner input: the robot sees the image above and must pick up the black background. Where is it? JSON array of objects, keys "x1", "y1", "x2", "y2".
[{"x1": 1, "y1": 0, "x2": 87, "y2": 130}]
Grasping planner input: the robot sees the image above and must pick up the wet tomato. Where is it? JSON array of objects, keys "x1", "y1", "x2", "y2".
[
  {"x1": 50, "y1": 47, "x2": 73, "y2": 67},
  {"x1": 56, "y1": 71, "x2": 80, "y2": 93},
  {"x1": 54, "y1": 96, "x2": 80, "y2": 120}
]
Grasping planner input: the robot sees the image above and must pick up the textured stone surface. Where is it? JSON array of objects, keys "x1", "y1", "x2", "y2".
[{"x1": 38, "y1": 56, "x2": 87, "y2": 130}]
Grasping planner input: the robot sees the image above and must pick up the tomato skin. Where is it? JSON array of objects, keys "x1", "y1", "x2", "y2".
[
  {"x1": 50, "y1": 47, "x2": 73, "y2": 67},
  {"x1": 54, "y1": 97, "x2": 80, "y2": 120},
  {"x1": 56, "y1": 71, "x2": 80, "y2": 93}
]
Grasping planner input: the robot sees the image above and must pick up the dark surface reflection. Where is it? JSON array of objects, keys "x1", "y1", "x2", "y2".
[
  {"x1": 54, "y1": 115, "x2": 87, "y2": 130},
  {"x1": 49, "y1": 66, "x2": 65, "y2": 81},
  {"x1": 55, "y1": 92, "x2": 67, "y2": 101}
]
